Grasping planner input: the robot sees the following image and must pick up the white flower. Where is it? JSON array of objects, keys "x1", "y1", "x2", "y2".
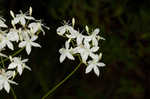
[
  {"x1": 57, "y1": 24, "x2": 74, "y2": 36},
  {"x1": 66, "y1": 30, "x2": 85, "y2": 46},
  {"x1": 19, "y1": 35, "x2": 41, "y2": 55},
  {"x1": 59, "y1": 40, "x2": 75, "y2": 63},
  {"x1": 0, "y1": 17, "x2": 7, "y2": 28},
  {"x1": 28, "y1": 21, "x2": 49, "y2": 35},
  {"x1": 85, "y1": 53, "x2": 105, "y2": 76},
  {"x1": 84, "y1": 28, "x2": 105, "y2": 47},
  {"x1": 0, "y1": 33, "x2": 14, "y2": 50},
  {"x1": 7, "y1": 28, "x2": 19, "y2": 42},
  {"x1": 8, "y1": 56, "x2": 31, "y2": 75},
  {"x1": 10, "y1": 10, "x2": 35, "y2": 26},
  {"x1": 73, "y1": 42, "x2": 99, "y2": 64},
  {"x1": 0, "y1": 69, "x2": 17, "y2": 93}
]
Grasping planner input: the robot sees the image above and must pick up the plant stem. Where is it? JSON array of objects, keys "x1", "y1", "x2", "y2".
[
  {"x1": 41, "y1": 62, "x2": 82, "y2": 99},
  {"x1": 10, "y1": 87, "x2": 17, "y2": 99}
]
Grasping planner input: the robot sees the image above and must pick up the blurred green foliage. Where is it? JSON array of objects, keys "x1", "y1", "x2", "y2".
[{"x1": 0, "y1": 0, "x2": 150, "y2": 99}]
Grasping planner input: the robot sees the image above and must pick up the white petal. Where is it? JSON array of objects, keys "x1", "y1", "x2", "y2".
[
  {"x1": 26, "y1": 43, "x2": 31, "y2": 55},
  {"x1": 81, "y1": 53, "x2": 88, "y2": 63},
  {"x1": 0, "y1": 20, "x2": 7, "y2": 28},
  {"x1": 0, "y1": 85, "x2": 3, "y2": 90},
  {"x1": 13, "y1": 17, "x2": 19, "y2": 25},
  {"x1": 97, "y1": 62, "x2": 105, "y2": 67},
  {"x1": 65, "y1": 40, "x2": 70, "y2": 49},
  {"x1": 24, "y1": 65, "x2": 31, "y2": 71},
  {"x1": 57, "y1": 26, "x2": 66, "y2": 35},
  {"x1": 91, "y1": 46, "x2": 99, "y2": 52},
  {"x1": 66, "y1": 52, "x2": 74, "y2": 60},
  {"x1": 0, "y1": 53, "x2": 7, "y2": 57},
  {"x1": 4, "y1": 81, "x2": 10, "y2": 93},
  {"x1": 20, "y1": 17, "x2": 26, "y2": 26},
  {"x1": 76, "y1": 35, "x2": 83, "y2": 45},
  {"x1": 85, "y1": 64, "x2": 93, "y2": 74},
  {"x1": 7, "y1": 41, "x2": 14, "y2": 50},
  {"x1": 59, "y1": 54, "x2": 66, "y2": 63},
  {"x1": 19, "y1": 41, "x2": 26, "y2": 48},
  {"x1": 92, "y1": 38, "x2": 98, "y2": 46},
  {"x1": 25, "y1": 16, "x2": 34, "y2": 20},
  {"x1": 31, "y1": 36, "x2": 38, "y2": 41},
  {"x1": 31, "y1": 42, "x2": 41, "y2": 47},
  {"x1": 93, "y1": 28, "x2": 100, "y2": 35},
  {"x1": 17, "y1": 65, "x2": 23, "y2": 75},
  {"x1": 8, "y1": 63, "x2": 17, "y2": 69},
  {"x1": 8, "y1": 80, "x2": 18, "y2": 85},
  {"x1": 94, "y1": 66, "x2": 100, "y2": 76},
  {"x1": 22, "y1": 59, "x2": 28, "y2": 63}
]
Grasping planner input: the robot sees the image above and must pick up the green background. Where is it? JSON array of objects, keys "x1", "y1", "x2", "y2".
[{"x1": 0, "y1": 0, "x2": 150, "y2": 99}]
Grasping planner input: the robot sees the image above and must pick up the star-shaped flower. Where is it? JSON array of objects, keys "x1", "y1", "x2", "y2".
[
  {"x1": 18, "y1": 35, "x2": 41, "y2": 55},
  {"x1": 84, "y1": 28, "x2": 105, "y2": 47},
  {"x1": 59, "y1": 40, "x2": 75, "y2": 63},
  {"x1": 0, "y1": 69, "x2": 17, "y2": 93},
  {"x1": 10, "y1": 9, "x2": 34, "y2": 26},
  {"x1": 8, "y1": 56, "x2": 31, "y2": 75},
  {"x1": 85, "y1": 53, "x2": 105, "y2": 76},
  {"x1": 57, "y1": 24, "x2": 74, "y2": 36},
  {"x1": 28, "y1": 21, "x2": 49, "y2": 35},
  {"x1": 0, "y1": 33, "x2": 14, "y2": 50},
  {"x1": 73, "y1": 42, "x2": 99, "y2": 64}
]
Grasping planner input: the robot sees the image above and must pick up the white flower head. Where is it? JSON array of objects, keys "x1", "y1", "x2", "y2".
[
  {"x1": 0, "y1": 33, "x2": 14, "y2": 50},
  {"x1": 28, "y1": 20, "x2": 49, "y2": 35},
  {"x1": 7, "y1": 28, "x2": 19, "y2": 42},
  {"x1": 8, "y1": 56, "x2": 31, "y2": 75},
  {"x1": 19, "y1": 35, "x2": 41, "y2": 55},
  {"x1": 0, "y1": 69, "x2": 17, "y2": 93},
  {"x1": 11, "y1": 9, "x2": 35, "y2": 26},
  {"x1": 73, "y1": 42, "x2": 99, "y2": 64},
  {"x1": 85, "y1": 53, "x2": 105, "y2": 76},
  {"x1": 57, "y1": 24, "x2": 74, "y2": 36},
  {"x1": 59, "y1": 39, "x2": 75, "y2": 63}
]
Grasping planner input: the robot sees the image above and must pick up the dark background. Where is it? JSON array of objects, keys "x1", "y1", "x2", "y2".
[{"x1": 0, "y1": 0, "x2": 150, "y2": 99}]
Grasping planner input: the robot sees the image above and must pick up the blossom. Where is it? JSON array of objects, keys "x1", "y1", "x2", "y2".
[
  {"x1": 8, "y1": 56, "x2": 31, "y2": 75},
  {"x1": 85, "y1": 53, "x2": 105, "y2": 76},
  {"x1": 84, "y1": 28, "x2": 105, "y2": 47},
  {"x1": 57, "y1": 24, "x2": 74, "y2": 36},
  {"x1": 7, "y1": 28, "x2": 19, "y2": 42},
  {"x1": 73, "y1": 42, "x2": 99, "y2": 64},
  {"x1": 0, "y1": 33, "x2": 14, "y2": 50},
  {"x1": 59, "y1": 40, "x2": 75, "y2": 63},
  {"x1": 10, "y1": 10, "x2": 35, "y2": 26},
  {"x1": 0, "y1": 69, "x2": 17, "y2": 93},
  {"x1": 28, "y1": 21, "x2": 49, "y2": 35},
  {"x1": 19, "y1": 35, "x2": 41, "y2": 55}
]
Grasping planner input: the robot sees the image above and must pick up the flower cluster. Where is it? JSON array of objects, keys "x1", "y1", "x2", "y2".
[
  {"x1": 0, "y1": 7, "x2": 48, "y2": 93},
  {"x1": 57, "y1": 18, "x2": 105, "y2": 76}
]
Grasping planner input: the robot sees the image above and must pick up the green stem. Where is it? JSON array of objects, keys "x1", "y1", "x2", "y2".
[
  {"x1": 10, "y1": 87, "x2": 17, "y2": 99},
  {"x1": 41, "y1": 62, "x2": 82, "y2": 99}
]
